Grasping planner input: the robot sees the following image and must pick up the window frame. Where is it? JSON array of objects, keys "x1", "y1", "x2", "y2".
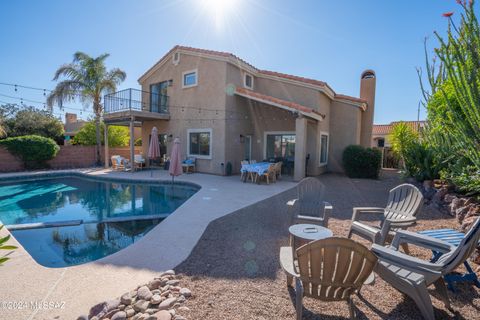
[
  {"x1": 187, "y1": 128, "x2": 212, "y2": 159},
  {"x1": 319, "y1": 131, "x2": 329, "y2": 166},
  {"x1": 244, "y1": 73, "x2": 254, "y2": 89},
  {"x1": 182, "y1": 69, "x2": 198, "y2": 89},
  {"x1": 172, "y1": 52, "x2": 180, "y2": 65}
]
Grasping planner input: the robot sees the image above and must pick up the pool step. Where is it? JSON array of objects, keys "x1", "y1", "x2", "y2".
[{"x1": 5, "y1": 214, "x2": 170, "y2": 231}]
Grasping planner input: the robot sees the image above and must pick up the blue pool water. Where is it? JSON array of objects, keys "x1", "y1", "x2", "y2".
[{"x1": 0, "y1": 176, "x2": 199, "y2": 267}]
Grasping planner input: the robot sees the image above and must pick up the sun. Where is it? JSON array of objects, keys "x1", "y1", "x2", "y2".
[{"x1": 200, "y1": 0, "x2": 239, "y2": 30}]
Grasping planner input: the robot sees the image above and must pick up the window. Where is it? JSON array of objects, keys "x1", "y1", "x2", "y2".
[
  {"x1": 319, "y1": 132, "x2": 329, "y2": 165},
  {"x1": 173, "y1": 52, "x2": 180, "y2": 65},
  {"x1": 150, "y1": 81, "x2": 168, "y2": 113},
  {"x1": 182, "y1": 69, "x2": 198, "y2": 88},
  {"x1": 377, "y1": 138, "x2": 385, "y2": 148},
  {"x1": 265, "y1": 133, "x2": 295, "y2": 160},
  {"x1": 188, "y1": 128, "x2": 212, "y2": 158},
  {"x1": 244, "y1": 73, "x2": 253, "y2": 89}
]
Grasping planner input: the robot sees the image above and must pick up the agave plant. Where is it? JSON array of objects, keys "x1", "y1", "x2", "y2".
[{"x1": 0, "y1": 225, "x2": 17, "y2": 265}]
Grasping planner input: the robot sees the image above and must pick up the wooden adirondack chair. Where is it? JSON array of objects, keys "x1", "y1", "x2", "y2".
[
  {"x1": 280, "y1": 237, "x2": 377, "y2": 320},
  {"x1": 372, "y1": 217, "x2": 480, "y2": 320},
  {"x1": 348, "y1": 183, "x2": 423, "y2": 246},
  {"x1": 287, "y1": 177, "x2": 333, "y2": 227}
]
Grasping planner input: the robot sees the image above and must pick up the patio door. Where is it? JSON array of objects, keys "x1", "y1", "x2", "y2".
[
  {"x1": 265, "y1": 133, "x2": 295, "y2": 174},
  {"x1": 150, "y1": 81, "x2": 168, "y2": 113},
  {"x1": 244, "y1": 135, "x2": 252, "y2": 161}
]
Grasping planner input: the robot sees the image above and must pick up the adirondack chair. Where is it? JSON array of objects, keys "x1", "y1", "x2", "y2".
[
  {"x1": 348, "y1": 184, "x2": 423, "y2": 246},
  {"x1": 280, "y1": 237, "x2": 377, "y2": 320},
  {"x1": 372, "y1": 217, "x2": 480, "y2": 320},
  {"x1": 287, "y1": 177, "x2": 333, "y2": 227}
]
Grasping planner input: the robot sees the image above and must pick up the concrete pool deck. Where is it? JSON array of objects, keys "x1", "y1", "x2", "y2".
[{"x1": 0, "y1": 168, "x2": 297, "y2": 319}]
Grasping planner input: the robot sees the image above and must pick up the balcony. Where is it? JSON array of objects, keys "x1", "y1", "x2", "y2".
[{"x1": 103, "y1": 88, "x2": 170, "y2": 123}]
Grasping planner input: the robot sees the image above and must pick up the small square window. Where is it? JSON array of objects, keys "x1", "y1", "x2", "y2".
[
  {"x1": 377, "y1": 138, "x2": 385, "y2": 148},
  {"x1": 244, "y1": 74, "x2": 253, "y2": 89},
  {"x1": 183, "y1": 70, "x2": 197, "y2": 88}
]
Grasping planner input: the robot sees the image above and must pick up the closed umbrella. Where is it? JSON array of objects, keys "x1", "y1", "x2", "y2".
[
  {"x1": 169, "y1": 137, "x2": 183, "y2": 183},
  {"x1": 148, "y1": 127, "x2": 160, "y2": 177}
]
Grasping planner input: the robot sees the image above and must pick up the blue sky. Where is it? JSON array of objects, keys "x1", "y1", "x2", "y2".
[{"x1": 0, "y1": 0, "x2": 474, "y2": 123}]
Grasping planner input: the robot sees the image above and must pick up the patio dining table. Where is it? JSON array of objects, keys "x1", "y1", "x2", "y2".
[{"x1": 240, "y1": 162, "x2": 271, "y2": 182}]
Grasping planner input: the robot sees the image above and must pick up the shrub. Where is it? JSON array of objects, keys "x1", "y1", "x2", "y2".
[
  {"x1": 0, "y1": 135, "x2": 60, "y2": 169},
  {"x1": 72, "y1": 121, "x2": 130, "y2": 147},
  {"x1": 342, "y1": 145, "x2": 381, "y2": 179}
]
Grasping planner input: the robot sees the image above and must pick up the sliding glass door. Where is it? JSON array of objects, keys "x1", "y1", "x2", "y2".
[{"x1": 266, "y1": 133, "x2": 295, "y2": 161}]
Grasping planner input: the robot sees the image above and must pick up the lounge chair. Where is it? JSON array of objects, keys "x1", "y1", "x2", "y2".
[
  {"x1": 134, "y1": 154, "x2": 145, "y2": 170},
  {"x1": 280, "y1": 237, "x2": 377, "y2": 320},
  {"x1": 287, "y1": 177, "x2": 332, "y2": 228},
  {"x1": 111, "y1": 155, "x2": 126, "y2": 171},
  {"x1": 371, "y1": 217, "x2": 480, "y2": 320},
  {"x1": 348, "y1": 184, "x2": 423, "y2": 246},
  {"x1": 182, "y1": 157, "x2": 196, "y2": 173}
]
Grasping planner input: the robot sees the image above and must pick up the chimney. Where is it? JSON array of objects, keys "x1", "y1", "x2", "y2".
[
  {"x1": 65, "y1": 112, "x2": 77, "y2": 124},
  {"x1": 359, "y1": 70, "x2": 376, "y2": 147}
]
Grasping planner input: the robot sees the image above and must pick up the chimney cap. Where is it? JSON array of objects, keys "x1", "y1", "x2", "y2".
[{"x1": 361, "y1": 70, "x2": 375, "y2": 79}]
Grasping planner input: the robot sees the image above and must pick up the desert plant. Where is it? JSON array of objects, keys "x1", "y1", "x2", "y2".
[
  {"x1": 0, "y1": 225, "x2": 17, "y2": 265},
  {"x1": 47, "y1": 52, "x2": 126, "y2": 165},
  {"x1": 0, "y1": 135, "x2": 60, "y2": 169},
  {"x1": 342, "y1": 145, "x2": 382, "y2": 179}
]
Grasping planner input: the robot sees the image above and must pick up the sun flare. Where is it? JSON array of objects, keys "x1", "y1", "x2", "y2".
[{"x1": 200, "y1": 0, "x2": 239, "y2": 30}]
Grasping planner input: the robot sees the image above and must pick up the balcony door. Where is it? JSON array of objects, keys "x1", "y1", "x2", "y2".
[{"x1": 150, "y1": 81, "x2": 168, "y2": 113}]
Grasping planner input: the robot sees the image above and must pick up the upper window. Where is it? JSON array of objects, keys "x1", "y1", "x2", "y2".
[
  {"x1": 188, "y1": 128, "x2": 212, "y2": 159},
  {"x1": 377, "y1": 138, "x2": 385, "y2": 148},
  {"x1": 173, "y1": 52, "x2": 180, "y2": 65},
  {"x1": 319, "y1": 133, "x2": 329, "y2": 165},
  {"x1": 244, "y1": 73, "x2": 254, "y2": 89},
  {"x1": 182, "y1": 69, "x2": 198, "y2": 88}
]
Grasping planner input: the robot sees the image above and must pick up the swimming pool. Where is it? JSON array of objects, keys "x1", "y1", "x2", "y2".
[{"x1": 0, "y1": 175, "x2": 199, "y2": 267}]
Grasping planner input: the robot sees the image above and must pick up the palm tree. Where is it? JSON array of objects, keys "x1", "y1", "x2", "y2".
[{"x1": 47, "y1": 52, "x2": 126, "y2": 165}]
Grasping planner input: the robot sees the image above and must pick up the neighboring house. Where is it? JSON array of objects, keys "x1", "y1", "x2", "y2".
[
  {"x1": 64, "y1": 113, "x2": 87, "y2": 144},
  {"x1": 104, "y1": 45, "x2": 376, "y2": 181},
  {"x1": 372, "y1": 120, "x2": 425, "y2": 168}
]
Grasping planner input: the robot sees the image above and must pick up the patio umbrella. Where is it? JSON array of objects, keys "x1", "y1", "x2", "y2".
[
  {"x1": 148, "y1": 127, "x2": 160, "y2": 177},
  {"x1": 169, "y1": 137, "x2": 183, "y2": 183}
]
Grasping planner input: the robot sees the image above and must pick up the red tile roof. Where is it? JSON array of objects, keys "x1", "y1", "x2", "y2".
[
  {"x1": 235, "y1": 87, "x2": 326, "y2": 119},
  {"x1": 373, "y1": 121, "x2": 425, "y2": 135},
  {"x1": 139, "y1": 45, "x2": 365, "y2": 106}
]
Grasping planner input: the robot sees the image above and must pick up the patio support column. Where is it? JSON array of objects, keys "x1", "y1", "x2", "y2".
[
  {"x1": 104, "y1": 123, "x2": 109, "y2": 168},
  {"x1": 130, "y1": 116, "x2": 135, "y2": 172},
  {"x1": 294, "y1": 115, "x2": 307, "y2": 181}
]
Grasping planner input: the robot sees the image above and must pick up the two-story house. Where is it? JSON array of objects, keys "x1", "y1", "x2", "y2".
[{"x1": 103, "y1": 46, "x2": 376, "y2": 181}]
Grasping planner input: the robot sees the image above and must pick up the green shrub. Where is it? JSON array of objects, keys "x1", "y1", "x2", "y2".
[
  {"x1": 72, "y1": 121, "x2": 129, "y2": 147},
  {"x1": 0, "y1": 135, "x2": 60, "y2": 169},
  {"x1": 342, "y1": 145, "x2": 381, "y2": 179},
  {"x1": 0, "y1": 225, "x2": 17, "y2": 265}
]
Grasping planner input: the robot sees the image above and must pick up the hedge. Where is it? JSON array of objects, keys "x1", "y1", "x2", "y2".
[
  {"x1": 0, "y1": 135, "x2": 59, "y2": 169},
  {"x1": 342, "y1": 145, "x2": 381, "y2": 179}
]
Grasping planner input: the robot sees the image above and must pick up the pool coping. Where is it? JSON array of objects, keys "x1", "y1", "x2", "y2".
[{"x1": 0, "y1": 168, "x2": 297, "y2": 319}]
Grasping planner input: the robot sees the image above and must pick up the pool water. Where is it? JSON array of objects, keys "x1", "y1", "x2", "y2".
[{"x1": 0, "y1": 176, "x2": 199, "y2": 267}]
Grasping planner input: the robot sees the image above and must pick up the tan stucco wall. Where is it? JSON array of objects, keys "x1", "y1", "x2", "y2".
[{"x1": 328, "y1": 101, "x2": 362, "y2": 173}]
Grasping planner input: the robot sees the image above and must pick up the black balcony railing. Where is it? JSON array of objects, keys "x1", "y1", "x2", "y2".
[{"x1": 104, "y1": 88, "x2": 169, "y2": 114}]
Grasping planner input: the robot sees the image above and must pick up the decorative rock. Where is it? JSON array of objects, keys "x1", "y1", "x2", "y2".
[
  {"x1": 77, "y1": 316, "x2": 88, "y2": 320},
  {"x1": 168, "y1": 308, "x2": 176, "y2": 316},
  {"x1": 160, "y1": 290, "x2": 170, "y2": 297},
  {"x1": 176, "y1": 295, "x2": 186, "y2": 304},
  {"x1": 160, "y1": 270, "x2": 175, "y2": 277},
  {"x1": 121, "y1": 292, "x2": 134, "y2": 305},
  {"x1": 178, "y1": 306, "x2": 190, "y2": 312},
  {"x1": 146, "y1": 308, "x2": 159, "y2": 314},
  {"x1": 118, "y1": 304, "x2": 125, "y2": 311},
  {"x1": 125, "y1": 308, "x2": 135, "y2": 317},
  {"x1": 432, "y1": 187, "x2": 448, "y2": 203},
  {"x1": 111, "y1": 311, "x2": 127, "y2": 320},
  {"x1": 461, "y1": 216, "x2": 478, "y2": 232},
  {"x1": 138, "y1": 286, "x2": 153, "y2": 301},
  {"x1": 148, "y1": 279, "x2": 163, "y2": 290},
  {"x1": 89, "y1": 302, "x2": 107, "y2": 319},
  {"x1": 158, "y1": 297, "x2": 177, "y2": 310},
  {"x1": 450, "y1": 198, "x2": 466, "y2": 215},
  {"x1": 466, "y1": 205, "x2": 480, "y2": 219},
  {"x1": 456, "y1": 205, "x2": 472, "y2": 223},
  {"x1": 154, "y1": 310, "x2": 172, "y2": 320},
  {"x1": 444, "y1": 194, "x2": 457, "y2": 204},
  {"x1": 166, "y1": 280, "x2": 180, "y2": 286},
  {"x1": 151, "y1": 294, "x2": 162, "y2": 305},
  {"x1": 152, "y1": 289, "x2": 161, "y2": 295},
  {"x1": 175, "y1": 316, "x2": 186, "y2": 320},
  {"x1": 133, "y1": 300, "x2": 150, "y2": 313},
  {"x1": 179, "y1": 288, "x2": 191, "y2": 298}
]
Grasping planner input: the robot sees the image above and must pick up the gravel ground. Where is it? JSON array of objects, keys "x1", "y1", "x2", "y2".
[{"x1": 175, "y1": 172, "x2": 480, "y2": 320}]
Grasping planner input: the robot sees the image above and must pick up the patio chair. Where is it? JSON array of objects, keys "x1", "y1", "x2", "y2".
[
  {"x1": 240, "y1": 160, "x2": 249, "y2": 181},
  {"x1": 134, "y1": 154, "x2": 146, "y2": 170},
  {"x1": 111, "y1": 155, "x2": 125, "y2": 171},
  {"x1": 257, "y1": 163, "x2": 276, "y2": 184},
  {"x1": 182, "y1": 157, "x2": 196, "y2": 173},
  {"x1": 274, "y1": 161, "x2": 283, "y2": 180},
  {"x1": 347, "y1": 184, "x2": 423, "y2": 247},
  {"x1": 250, "y1": 159, "x2": 257, "y2": 164},
  {"x1": 287, "y1": 177, "x2": 333, "y2": 228},
  {"x1": 371, "y1": 217, "x2": 480, "y2": 320},
  {"x1": 280, "y1": 237, "x2": 377, "y2": 320}
]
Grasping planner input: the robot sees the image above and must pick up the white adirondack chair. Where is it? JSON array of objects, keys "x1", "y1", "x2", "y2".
[
  {"x1": 280, "y1": 237, "x2": 377, "y2": 320},
  {"x1": 372, "y1": 217, "x2": 480, "y2": 320},
  {"x1": 287, "y1": 177, "x2": 333, "y2": 227},
  {"x1": 348, "y1": 184, "x2": 423, "y2": 246}
]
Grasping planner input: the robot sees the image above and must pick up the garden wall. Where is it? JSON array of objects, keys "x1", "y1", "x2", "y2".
[{"x1": 0, "y1": 146, "x2": 142, "y2": 172}]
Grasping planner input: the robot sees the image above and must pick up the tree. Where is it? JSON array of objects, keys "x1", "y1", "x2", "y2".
[
  {"x1": 0, "y1": 105, "x2": 64, "y2": 141},
  {"x1": 47, "y1": 52, "x2": 126, "y2": 165},
  {"x1": 72, "y1": 121, "x2": 130, "y2": 147}
]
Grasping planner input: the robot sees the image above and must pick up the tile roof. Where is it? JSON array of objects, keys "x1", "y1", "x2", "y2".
[
  {"x1": 372, "y1": 121, "x2": 426, "y2": 135},
  {"x1": 139, "y1": 45, "x2": 365, "y2": 106},
  {"x1": 235, "y1": 87, "x2": 326, "y2": 119}
]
